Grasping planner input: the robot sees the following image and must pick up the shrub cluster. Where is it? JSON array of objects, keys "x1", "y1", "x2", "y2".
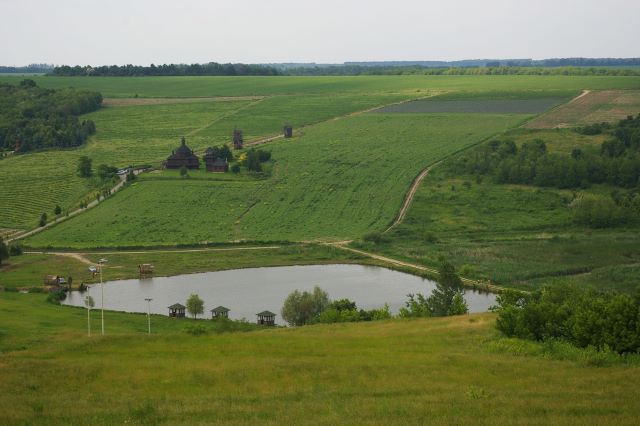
[
  {"x1": 0, "y1": 80, "x2": 102, "y2": 153},
  {"x1": 281, "y1": 260, "x2": 468, "y2": 326},
  {"x1": 238, "y1": 148, "x2": 271, "y2": 172},
  {"x1": 493, "y1": 283, "x2": 640, "y2": 354}
]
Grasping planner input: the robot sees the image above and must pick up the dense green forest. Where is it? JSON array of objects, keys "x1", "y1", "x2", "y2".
[
  {"x1": 51, "y1": 62, "x2": 281, "y2": 77},
  {"x1": 0, "y1": 80, "x2": 102, "y2": 153}
]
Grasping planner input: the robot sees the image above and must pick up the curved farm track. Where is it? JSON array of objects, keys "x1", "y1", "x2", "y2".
[{"x1": 384, "y1": 163, "x2": 439, "y2": 233}]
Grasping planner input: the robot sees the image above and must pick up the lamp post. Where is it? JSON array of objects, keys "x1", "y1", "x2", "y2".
[
  {"x1": 85, "y1": 295, "x2": 94, "y2": 337},
  {"x1": 98, "y1": 258, "x2": 108, "y2": 335},
  {"x1": 145, "y1": 298, "x2": 153, "y2": 335}
]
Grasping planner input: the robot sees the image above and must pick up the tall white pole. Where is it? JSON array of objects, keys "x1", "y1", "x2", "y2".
[
  {"x1": 87, "y1": 306, "x2": 91, "y2": 337},
  {"x1": 145, "y1": 298, "x2": 152, "y2": 335},
  {"x1": 100, "y1": 262, "x2": 104, "y2": 336}
]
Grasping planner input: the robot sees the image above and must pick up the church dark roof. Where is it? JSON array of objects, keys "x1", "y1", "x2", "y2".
[{"x1": 166, "y1": 137, "x2": 200, "y2": 169}]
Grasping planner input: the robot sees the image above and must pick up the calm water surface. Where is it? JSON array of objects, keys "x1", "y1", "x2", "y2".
[{"x1": 63, "y1": 264, "x2": 496, "y2": 324}]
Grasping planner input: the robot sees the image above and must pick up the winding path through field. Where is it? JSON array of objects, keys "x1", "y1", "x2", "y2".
[{"x1": 384, "y1": 162, "x2": 439, "y2": 233}]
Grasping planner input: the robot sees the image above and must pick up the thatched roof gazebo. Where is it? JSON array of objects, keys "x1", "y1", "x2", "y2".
[
  {"x1": 211, "y1": 306, "x2": 230, "y2": 319},
  {"x1": 256, "y1": 310, "x2": 276, "y2": 326},
  {"x1": 168, "y1": 303, "x2": 186, "y2": 318}
]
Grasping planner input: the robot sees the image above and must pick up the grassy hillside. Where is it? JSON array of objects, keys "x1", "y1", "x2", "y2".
[
  {"x1": 4, "y1": 75, "x2": 640, "y2": 233},
  {"x1": 356, "y1": 128, "x2": 640, "y2": 292},
  {"x1": 1, "y1": 293, "x2": 639, "y2": 425},
  {"x1": 25, "y1": 113, "x2": 527, "y2": 247},
  {"x1": 0, "y1": 92, "x2": 409, "y2": 231}
]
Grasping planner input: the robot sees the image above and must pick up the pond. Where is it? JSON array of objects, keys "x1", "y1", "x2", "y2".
[
  {"x1": 371, "y1": 98, "x2": 564, "y2": 114},
  {"x1": 63, "y1": 264, "x2": 496, "y2": 324}
]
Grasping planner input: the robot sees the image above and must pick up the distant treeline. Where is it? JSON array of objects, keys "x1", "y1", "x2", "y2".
[
  {"x1": 344, "y1": 58, "x2": 640, "y2": 68},
  {"x1": 0, "y1": 63, "x2": 54, "y2": 74},
  {"x1": 0, "y1": 80, "x2": 102, "y2": 153},
  {"x1": 42, "y1": 59, "x2": 640, "y2": 77},
  {"x1": 286, "y1": 65, "x2": 640, "y2": 76},
  {"x1": 50, "y1": 63, "x2": 282, "y2": 77}
]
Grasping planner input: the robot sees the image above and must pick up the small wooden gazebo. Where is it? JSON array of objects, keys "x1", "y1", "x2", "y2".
[
  {"x1": 283, "y1": 124, "x2": 293, "y2": 138},
  {"x1": 256, "y1": 310, "x2": 276, "y2": 326},
  {"x1": 168, "y1": 303, "x2": 186, "y2": 318},
  {"x1": 138, "y1": 264, "x2": 154, "y2": 276},
  {"x1": 211, "y1": 306, "x2": 230, "y2": 319},
  {"x1": 43, "y1": 275, "x2": 61, "y2": 286}
]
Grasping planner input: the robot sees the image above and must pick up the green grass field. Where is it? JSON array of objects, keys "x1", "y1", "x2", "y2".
[
  {"x1": 0, "y1": 91, "x2": 411, "y2": 231},
  {"x1": 357, "y1": 128, "x2": 640, "y2": 292},
  {"x1": 1, "y1": 293, "x2": 639, "y2": 425},
  {"x1": 2, "y1": 74, "x2": 640, "y2": 97},
  {"x1": 25, "y1": 113, "x2": 527, "y2": 247},
  {"x1": 0, "y1": 245, "x2": 369, "y2": 290},
  {"x1": 4, "y1": 75, "x2": 640, "y2": 233}
]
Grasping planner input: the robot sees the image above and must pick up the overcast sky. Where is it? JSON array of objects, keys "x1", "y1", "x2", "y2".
[{"x1": 1, "y1": 0, "x2": 639, "y2": 66}]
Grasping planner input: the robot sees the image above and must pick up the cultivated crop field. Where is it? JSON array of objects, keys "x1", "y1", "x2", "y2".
[
  {"x1": 0, "y1": 90, "x2": 412, "y2": 230},
  {"x1": 372, "y1": 97, "x2": 565, "y2": 114},
  {"x1": 3, "y1": 74, "x2": 640, "y2": 244},
  {"x1": 25, "y1": 113, "x2": 528, "y2": 247},
  {"x1": 2, "y1": 74, "x2": 640, "y2": 97},
  {"x1": 525, "y1": 90, "x2": 640, "y2": 128}
]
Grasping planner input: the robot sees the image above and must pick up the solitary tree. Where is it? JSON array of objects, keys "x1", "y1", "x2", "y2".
[
  {"x1": 77, "y1": 156, "x2": 92, "y2": 177},
  {"x1": 39, "y1": 212, "x2": 47, "y2": 227},
  {"x1": 54, "y1": 204, "x2": 62, "y2": 216},
  {"x1": 0, "y1": 237, "x2": 9, "y2": 266},
  {"x1": 186, "y1": 294, "x2": 204, "y2": 319}
]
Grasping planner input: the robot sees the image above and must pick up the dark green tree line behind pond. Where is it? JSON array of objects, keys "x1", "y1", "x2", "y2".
[{"x1": 0, "y1": 80, "x2": 102, "y2": 153}]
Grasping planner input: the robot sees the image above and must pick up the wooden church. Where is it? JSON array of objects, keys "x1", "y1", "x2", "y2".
[{"x1": 165, "y1": 137, "x2": 200, "y2": 169}]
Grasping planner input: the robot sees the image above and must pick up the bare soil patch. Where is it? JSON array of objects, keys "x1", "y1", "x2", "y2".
[
  {"x1": 525, "y1": 90, "x2": 640, "y2": 129},
  {"x1": 102, "y1": 96, "x2": 264, "y2": 107}
]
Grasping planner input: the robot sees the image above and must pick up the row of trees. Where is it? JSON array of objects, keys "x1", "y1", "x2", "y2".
[
  {"x1": 452, "y1": 116, "x2": 640, "y2": 190},
  {"x1": 280, "y1": 259, "x2": 469, "y2": 326},
  {"x1": 0, "y1": 80, "x2": 101, "y2": 152},
  {"x1": 51, "y1": 63, "x2": 281, "y2": 77},
  {"x1": 494, "y1": 283, "x2": 640, "y2": 354},
  {"x1": 449, "y1": 116, "x2": 640, "y2": 227},
  {"x1": 286, "y1": 65, "x2": 640, "y2": 77}
]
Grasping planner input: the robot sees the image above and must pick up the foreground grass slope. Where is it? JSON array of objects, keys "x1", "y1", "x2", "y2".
[
  {"x1": 26, "y1": 113, "x2": 526, "y2": 247},
  {"x1": 0, "y1": 293, "x2": 639, "y2": 425}
]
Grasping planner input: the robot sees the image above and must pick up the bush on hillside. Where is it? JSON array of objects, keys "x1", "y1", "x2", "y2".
[{"x1": 493, "y1": 283, "x2": 640, "y2": 354}]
